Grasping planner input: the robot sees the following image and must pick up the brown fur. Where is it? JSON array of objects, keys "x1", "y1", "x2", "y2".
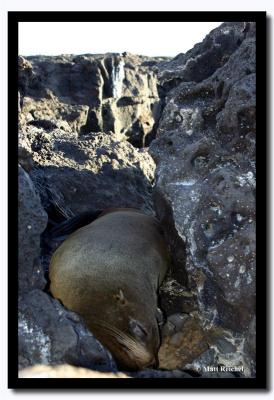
[{"x1": 49, "y1": 209, "x2": 170, "y2": 370}]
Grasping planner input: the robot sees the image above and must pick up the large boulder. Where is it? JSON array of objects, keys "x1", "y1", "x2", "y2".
[
  {"x1": 150, "y1": 22, "x2": 256, "y2": 376},
  {"x1": 18, "y1": 289, "x2": 116, "y2": 371}
]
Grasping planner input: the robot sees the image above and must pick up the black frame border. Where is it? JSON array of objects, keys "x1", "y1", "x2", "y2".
[{"x1": 8, "y1": 10, "x2": 267, "y2": 390}]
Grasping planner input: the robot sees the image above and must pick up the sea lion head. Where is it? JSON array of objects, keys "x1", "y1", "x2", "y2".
[{"x1": 87, "y1": 288, "x2": 162, "y2": 371}]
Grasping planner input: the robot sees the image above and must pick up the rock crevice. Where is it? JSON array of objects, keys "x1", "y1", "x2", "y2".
[{"x1": 18, "y1": 22, "x2": 256, "y2": 378}]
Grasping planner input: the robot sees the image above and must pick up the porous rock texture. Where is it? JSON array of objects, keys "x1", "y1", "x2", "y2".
[
  {"x1": 19, "y1": 126, "x2": 155, "y2": 218},
  {"x1": 18, "y1": 53, "x2": 167, "y2": 148},
  {"x1": 18, "y1": 22, "x2": 256, "y2": 378},
  {"x1": 150, "y1": 21, "x2": 256, "y2": 377}
]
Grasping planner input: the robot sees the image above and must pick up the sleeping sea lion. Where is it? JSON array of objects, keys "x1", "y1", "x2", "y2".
[{"x1": 49, "y1": 208, "x2": 170, "y2": 370}]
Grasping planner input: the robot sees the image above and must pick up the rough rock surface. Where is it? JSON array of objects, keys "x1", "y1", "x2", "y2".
[
  {"x1": 19, "y1": 126, "x2": 156, "y2": 218},
  {"x1": 158, "y1": 314, "x2": 210, "y2": 370},
  {"x1": 17, "y1": 21, "x2": 256, "y2": 379},
  {"x1": 131, "y1": 369, "x2": 193, "y2": 378},
  {"x1": 18, "y1": 165, "x2": 48, "y2": 293},
  {"x1": 18, "y1": 289, "x2": 116, "y2": 371},
  {"x1": 18, "y1": 53, "x2": 167, "y2": 147},
  {"x1": 150, "y1": 21, "x2": 256, "y2": 377},
  {"x1": 156, "y1": 22, "x2": 253, "y2": 94}
]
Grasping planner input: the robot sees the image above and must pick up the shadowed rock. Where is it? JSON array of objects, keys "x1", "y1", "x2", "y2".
[{"x1": 150, "y1": 22, "x2": 256, "y2": 376}]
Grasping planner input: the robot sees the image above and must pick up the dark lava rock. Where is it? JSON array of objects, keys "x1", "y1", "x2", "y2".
[
  {"x1": 20, "y1": 127, "x2": 155, "y2": 217},
  {"x1": 184, "y1": 348, "x2": 217, "y2": 373},
  {"x1": 18, "y1": 289, "x2": 116, "y2": 372},
  {"x1": 18, "y1": 165, "x2": 48, "y2": 293},
  {"x1": 156, "y1": 22, "x2": 250, "y2": 94},
  {"x1": 216, "y1": 338, "x2": 237, "y2": 354},
  {"x1": 199, "y1": 371, "x2": 236, "y2": 378},
  {"x1": 150, "y1": 22, "x2": 256, "y2": 376},
  {"x1": 131, "y1": 369, "x2": 193, "y2": 378}
]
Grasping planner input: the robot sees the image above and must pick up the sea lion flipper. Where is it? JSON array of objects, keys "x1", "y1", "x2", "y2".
[{"x1": 49, "y1": 209, "x2": 103, "y2": 239}]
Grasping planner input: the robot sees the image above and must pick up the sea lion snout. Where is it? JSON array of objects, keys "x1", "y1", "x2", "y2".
[
  {"x1": 117, "y1": 340, "x2": 157, "y2": 371},
  {"x1": 112, "y1": 318, "x2": 160, "y2": 370}
]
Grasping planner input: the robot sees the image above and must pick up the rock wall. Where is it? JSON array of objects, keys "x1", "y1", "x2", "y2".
[
  {"x1": 150, "y1": 21, "x2": 256, "y2": 376},
  {"x1": 19, "y1": 127, "x2": 156, "y2": 217},
  {"x1": 17, "y1": 22, "x2": 256, "y2": 378},
  {"x1": 19, "y1": 52, "x2": 167, "y2": 147}
]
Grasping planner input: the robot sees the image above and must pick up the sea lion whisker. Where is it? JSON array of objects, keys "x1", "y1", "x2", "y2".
[
  {"x1": 92, "y1": 319, "x2": 128, "y2": 339},
  {"x1": 92, "y1": 319, "x2": 127, "y2": 338},
  {"x1": 92, "y1": 319, "x2": 149, "y2": 356},
  {"x1": 103, "y1": 325, "x2": 146, "y2": 351}
]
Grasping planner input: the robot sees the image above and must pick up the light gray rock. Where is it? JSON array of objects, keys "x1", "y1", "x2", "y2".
[
  {"x1": 18, "y1": 289, "x2": 116, "y2": 372},
  {"x1": 18, "y1": 53, "x2": 162, "y2": 147}
]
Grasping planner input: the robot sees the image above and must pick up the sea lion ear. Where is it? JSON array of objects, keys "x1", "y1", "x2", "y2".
[
  {"x1": 129, "y1": 318, "x2": 148, "y2": 342},
  {"x1": 113, "y1": 289, "x2": 127, "y2": 305}
]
